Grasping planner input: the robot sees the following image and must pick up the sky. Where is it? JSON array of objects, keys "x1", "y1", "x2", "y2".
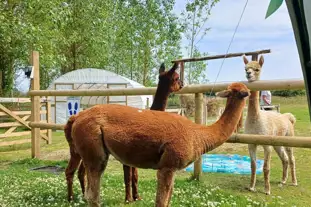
[
  {"x1": 16, "y1": 0, "x2": 303, "y2": 93},
  {"x1": 173, "y1": 0, "x2": 303, "y2": 83}
]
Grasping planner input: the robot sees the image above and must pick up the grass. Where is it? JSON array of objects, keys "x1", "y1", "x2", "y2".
[{"x1": 0, "y1": 96, "x2": 310, "y2": 206}]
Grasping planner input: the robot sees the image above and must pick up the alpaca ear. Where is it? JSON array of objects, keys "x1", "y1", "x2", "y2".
[
  {"x1": 243, "y1": 55, "x2": 249, "y2": 65},
  {"x1": 159, "y1": 63, "x2": 165, "y2": 73},
  {"x1": 237, "y1": 90, "x2": 250, "y2": 98},
  {"x1": 168, "y1": 62, "x2": 179, "y2": 74},
  {"x1": 216, "y1": 90, "x2": 231, "y2": 98},
  {"x1": 259, "y1": 55, "x2": 264, "y2": 67}
]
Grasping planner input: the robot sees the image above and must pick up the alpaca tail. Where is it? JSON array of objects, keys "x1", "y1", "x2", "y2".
[
  {"x1": 64, "y1": 115, "x2": 77, "y2": 145},
  {"x1": 283, "y1": 113, "x2": 296, "y2": 125}
]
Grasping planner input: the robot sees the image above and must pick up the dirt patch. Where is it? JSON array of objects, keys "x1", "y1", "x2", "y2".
[{"x1": 41, "y1": 149, "x2": 70, "y2": 161}]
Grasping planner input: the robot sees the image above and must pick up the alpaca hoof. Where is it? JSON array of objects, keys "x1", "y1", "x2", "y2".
[
  {"x1": 67, "y1": 196, "x2": 73, "y2": 202},
  {"x1": 134, "y1": 196, "x2": 143, "y2": 201},
  {"x1": 292, "y1": 182, "x2": 298, "y2": 186},
  {"x1": 265, "y1": 191, "x2": 271, "y2": 195},
  {"x1": 125, "y1": 199, "x2": 133, "y2": 204},
  {"x1": 247, "y1": 187, "x2": 256, "y2": 192},
  {"x1": 125, "y1": 198, "x2": 133, "y2": 204}
]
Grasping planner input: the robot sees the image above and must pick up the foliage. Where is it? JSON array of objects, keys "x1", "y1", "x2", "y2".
[
  {"x1": 265, "y1": 0, "x2": 284, "y2": 19},
  {"x1": 180, "y1": 0, "x2": 219, "y2": 84},
  {"x1": 0, "y1": 0, "x2": 221, "y2": 95},
  {"x1": 272, "y1": 89, "x2": 306, "y2": 97}
]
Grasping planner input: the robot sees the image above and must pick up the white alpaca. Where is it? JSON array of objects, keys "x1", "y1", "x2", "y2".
[{"x1": 243, "y1": 55, "x2": 297, "y2": 195}]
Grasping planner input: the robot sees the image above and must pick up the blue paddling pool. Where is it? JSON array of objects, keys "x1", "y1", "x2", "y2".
[{"x1": 185, "y1": 154, "x2": 264, "y2": 175}]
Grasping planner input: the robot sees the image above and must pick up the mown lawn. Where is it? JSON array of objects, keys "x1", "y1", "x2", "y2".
[{"x1": 0, "y1": 96, "x2": 310, "y2": 207}]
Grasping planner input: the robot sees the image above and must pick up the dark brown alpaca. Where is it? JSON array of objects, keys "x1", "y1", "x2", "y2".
[
  {"x1": 67, "y1": 82, "x2": 250, "y2": 207},
  {"x1": 64, "y1": 62, "x2": 183, "y2": 202}
]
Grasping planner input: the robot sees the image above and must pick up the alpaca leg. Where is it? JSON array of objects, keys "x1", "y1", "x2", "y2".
[
  {"x1": 248, "y1": 144, "x2": 257, "y2": 192},
  {"x1": 263, "y1": 146, "x2": 272, "y2": 195},
  {"x1": 65, "y1": 152, "x2": 81, "y2": 201},
  {"x1": 123, "y1": 165, "x2": 133, "y2": 203},
  {"x1": 132, "y1": 167, "x2": 142, "y2": 201},
  {"x1": 273, "y1": 146, "x2": 289, "y2": 184},
  {"x1": 155, "y1": 168, "x2": 175, "y2": 207},
  {"x1": 78, "y1": 162, "x2": 86, "y2": 195},
  {"x1": 285, "y1": 147, "x2": 298, "y2": 186},
  {"x1": 85, "y1": 163, "x2": 107, "y2": 207}
]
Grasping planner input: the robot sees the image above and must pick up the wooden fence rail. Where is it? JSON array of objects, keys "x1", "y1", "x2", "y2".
[
  {"x1": 27, "y1": 121, "x2": 311, "y2": 148},
  {"x1": 28, "y1": 79, "x2": 305, "y2": 97},
  {"x1": 0, "y1": 98, "x2": 51, "y2": 147}
]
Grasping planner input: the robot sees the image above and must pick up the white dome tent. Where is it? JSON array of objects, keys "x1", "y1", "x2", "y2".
[{"x1": 46, "y1": 68, "x2": 153, "y2": 124}]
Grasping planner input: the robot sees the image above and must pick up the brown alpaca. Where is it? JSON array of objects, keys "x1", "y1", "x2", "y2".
[
  {"x1": 64, "y1": 62, "x2": 183, "y2": 202},
  {"x1": 68, "y1": 82, "x2": 250, "y2": 207}
]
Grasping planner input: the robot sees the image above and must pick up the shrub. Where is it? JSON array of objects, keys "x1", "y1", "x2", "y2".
[
  {"x1": 179, "y1": 94, "x2": 195, "y2": 117},
  {"x1": 272, "y1": 90, "x2": 306, "y2": 97},
  {"x1": 179, "y1": 94, "x2": 223, "y2": 117}
]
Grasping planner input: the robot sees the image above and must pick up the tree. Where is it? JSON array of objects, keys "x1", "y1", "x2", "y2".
[{"x1": 180, "y1": 0, "x2": 219, "y2": 84}]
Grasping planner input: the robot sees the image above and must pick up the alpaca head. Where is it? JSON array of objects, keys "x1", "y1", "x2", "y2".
[
  {"x1": 158, "y1": 62, "x2": 183, "y2": 92},
  {"x1": 243, "y1": 55, "x2": 264, "y2": 82},
  {"x1": 216, "y1": 82, "x2": 250, "y2": 100}
]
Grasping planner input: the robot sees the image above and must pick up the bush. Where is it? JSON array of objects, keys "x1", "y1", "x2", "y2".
[
  {"x1": 179, "y1": 94, "x2": 195, "y2": 117},
  {"x1": 205, "y1": 98, "x2": 223, "y2": 117},
  {"x1": 179, "y1": 94, "x2": 223, "y2": 117},
  {"x1": 272, "y1": 90, "x2": 306, "y2": 97},
  {"x1": 167, "y1": 94, "x2": 181, "y2": 108}
]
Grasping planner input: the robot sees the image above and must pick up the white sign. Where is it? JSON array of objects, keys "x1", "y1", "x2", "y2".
[{"x1": 67, "y1": 96, "x2": 81, "y2": 119}]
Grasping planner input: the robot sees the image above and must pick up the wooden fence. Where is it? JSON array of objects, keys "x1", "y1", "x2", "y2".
[
  {"x1": 0, "y1": 98, "x2": 51, "y2": 147},
  {"x1": 27, "y1": 51, "x2": 310, "y2": 181}
]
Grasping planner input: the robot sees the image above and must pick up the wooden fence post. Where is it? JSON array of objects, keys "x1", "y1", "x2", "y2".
[
  {"x1": 46, "y1": 100, "x2": 52, "y2": 144},
  {"x1": 180, "y1": 61, "x2": 185, "y2": 84},
  {"x1": 146, "y1": 97, "x2": 150, "y2": 109},
  {"x1": 30, "y1": 51, "x2": 41, "y2": 158},
  {"x1": 193, "y1": 93, "x2": 204, "y2": 180}
]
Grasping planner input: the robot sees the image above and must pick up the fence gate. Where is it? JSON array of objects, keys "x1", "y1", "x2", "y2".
[{"x1": 0, "y1": 98, "x2": 51, "y2": 147}]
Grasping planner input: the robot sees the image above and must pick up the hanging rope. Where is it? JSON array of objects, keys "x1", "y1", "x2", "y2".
[{"x1": 208, "y1": 0, "x2": 249, "y2": 97}]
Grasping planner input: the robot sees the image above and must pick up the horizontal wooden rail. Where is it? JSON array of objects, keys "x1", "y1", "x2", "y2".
[
  {"x1": 0, "y1": 139, "x2": 31, "y2": 147},
  {"x1": 29, "y1": 122, "x2": 65, "y2": 130},
  {"x1": 28, "y1": 79, "x2": 305, "y2": 97},
  {"x1": 0, "y1": 130, "x2": 47, "y2": 139},
  {"x1": 172, "y1": 49, "x2": 271, "y2": 63},
  {"x1": 228, "y1": 134, "x2": 311, "y2": 148},
  {"x1": 0, "y1": 110, "x2": 46, "y2": 117},
  {"x1": 28, "y1": 121, "x2": 311, "y2": 148}
]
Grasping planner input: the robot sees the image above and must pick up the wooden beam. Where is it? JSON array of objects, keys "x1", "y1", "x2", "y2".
[
  {"x1": 0, "y1": 139, "x2": 31, "y2": 147},
  {"x1": 0, "y1": 97, "x2": 48, "y2": 103},
  {"x1": 0, "y1": 110, "x2": 46, "y2": 117},
  {"x1": 28, "y1": 79, "x2": 305, "y2": 97},
  {"x1": 227, "y1": 134, "x2": 311, "y2": 148},
  {"x1": 46, "y1": 101, "x2": 52, "y2": 144},
  {"x1": 4, "y1": 115, "x2": 30, "y2": 134},
  {"x1": 0, "y1": 130, "x2": 47, "y2": 139},
  {"x1": 172, "y1": 49, "x2": 271, "y2": 63},
  {"x1": 28, "y1": 121, "x2": 311, "y2": 148},
  {"x1": 29, "y1": 122, "x2": 65, "y2": 130},
  {"x1": 193, "y1": 93, "x2": 203, "y2": 180},
  {"x1": 30, "y1": 51, "x2": 41, "y2": 158},
  {"x1": 180, "y1": 61, "x2": 185, "y2": 84}
]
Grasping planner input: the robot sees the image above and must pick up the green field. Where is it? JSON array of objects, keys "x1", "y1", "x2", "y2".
[{"x1": 0, "y1": 96, "x2": 310, "y2": 207}]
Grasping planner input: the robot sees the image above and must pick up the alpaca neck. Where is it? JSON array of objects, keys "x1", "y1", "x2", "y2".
[
  {"x1": 193, "y1": 98, "x2": 246, "y2": 157},
  {"x1": 150, "y1": 86, "x2": 170, "y2": 111},
  {"x1": 247, "y1": 91, "x2": 260, "y2": 118}
]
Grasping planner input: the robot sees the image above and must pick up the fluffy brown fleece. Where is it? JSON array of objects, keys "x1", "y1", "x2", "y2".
[
  {"x1": 64, "y1": 62, "x2": 183, "y2": 202},
  {"x1": 68, "y1": 82, "x2": 250, "y2": 207}
]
